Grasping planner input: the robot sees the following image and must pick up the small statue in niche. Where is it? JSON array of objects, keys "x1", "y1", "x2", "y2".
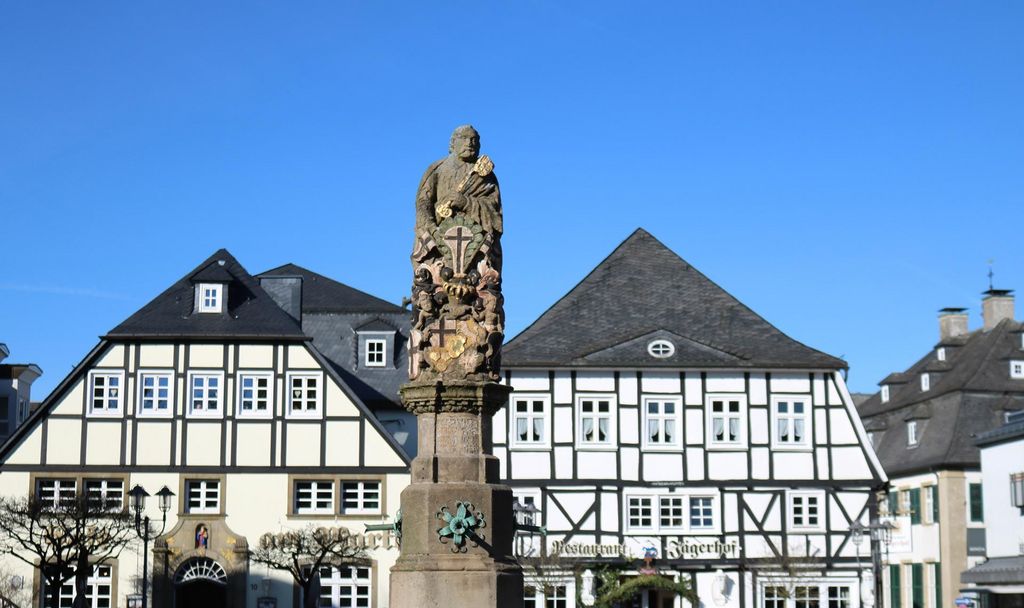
[{"x1": 195, "y1": 524, "x2": 210, "y2": 550}]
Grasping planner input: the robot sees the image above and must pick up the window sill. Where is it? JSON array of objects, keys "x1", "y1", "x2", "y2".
[
  {"x1": 87, "y1": 411, "x2": 124, "y2": 419},
  {"x1": 136, "y1": 411, "x2": 173, "y2": 419},
  {"x1": 509, "y1": 443, "x2": 551, "y2": 451},
  {"x1": 770, "y1": 443, "x2": 814, "y2": 452},
  {"x1": 640, "y1": 445, "x2": 684, "y2": 453},
  {"x1": 574, "y1": 444, "x2": 618, "y2": 452},
  {"x1": 705, "y1": 443, "x2": 749, "y2": 451}
]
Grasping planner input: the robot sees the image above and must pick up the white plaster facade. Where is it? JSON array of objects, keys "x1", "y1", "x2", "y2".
[
  {"x1": 0, "y1": 340, "x2": 408, "y2": 608},
  {"x1": 499, "y1": 368, "x2": 887, "y2": 608}
]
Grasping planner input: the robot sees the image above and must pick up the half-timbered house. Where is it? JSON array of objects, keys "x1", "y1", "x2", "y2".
[
  {"x1": 0, "y1": 250, "x2": 409, "y2": 608},
  {"x1": 497, "y1": 229, "x2": 888, "y2": 608}
]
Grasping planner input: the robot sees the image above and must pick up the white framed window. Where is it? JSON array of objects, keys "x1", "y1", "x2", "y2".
[
  {"x1": 294, "y1": 480, "x2": 334, "y2": 514},
  {"x1": 762, "y1": 583, "x2": 851, "y2": 608},
  {"x1": 576, "y1": 394, "x2": 615, "y2": 448},
  {"x1": 907, "y1": 420, "x2": 919, "y2": 446},
  {"x1": 881, "y1": 385, "x2": 890, "y2": 403},
  {"x1": 318, "y1": 565, "x2": 371, "y2": 608},
  {"x1": 197, "y1": 283, "x2": 223, "y2": 313},
  {"x1": 287, "y1": 373, "x2": 321, "y2": 417},
  {"x1": 647, "y1": 339, "x2": 675, "y2": 358},
  {"x1": 188, "y1": 372, "x2": 224, "y2": 418},
  {"x1": 689, "y1": 496, "x2": 715, "y2": 530},
  {"x1": 627, "y1": 493, "x2": 718, "y2": 533},
  {"x1": 511, "y1": 393, "x2": 550, "y2": 448},
  {"x1": 340, "y1": 481, "x2": 381, "y2": 515},
  {"x1": 627, "y1": 495, "x2": 654, "y2": 530},
  {"x1": 43, "y1": 564, "x2": 112, "y2": 608},
  {"x1": 365, "y1": 339, "x2": 386, "y2": 367},
  {"x1": 37, "y1": 479, "x2": 76, "y2": 508},
  {"x1": 85, "y1": 479, "x2": 124, "y2": 511},
  {"x1": 237, "y1": 372, "x2": 273, "y2": 417},
  {"x1": 524, "y1": 585, "x2": 570, "y2": 608},
  {"x1": 707, "y1": 394, "x2": 746, "y2": 448},
  {"x1": 658, "y1": 496, "x2": 685, "y2": 530},
  {"x1": 1011, "y1": 360, "x2": 1024, "y2": 379},
  {"x1": 643, "y1": 396, "x2": 681, "y2": 449},
  {"x1": 920, "y1": 373, "x2": 930, "y2": 391},
  {"x1": 88, "y1": 371, "x2": 124, "y2": 417},
  {"x1": 923, "y1": 484, "x2": 935, "y2": 524},
  {"x1": 138, "y1": 371, "x2": 173, "y2": 417},
  {"x1": 789, "y1": 492, "x2": 823, "y2": 530},
  {"x1": 937, "y1": 347, "x2": 946, "y2": 362},
  {"x1": 772, "y1": 395, "x2": 811, "y2": 449},
  {"x1": 186, "y1": 480, "x2": 221, "y2": 514}
]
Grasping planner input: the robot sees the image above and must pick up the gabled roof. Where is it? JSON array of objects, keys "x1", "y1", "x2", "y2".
[
  {"x1": 258, "y1": 263, "x2": 404, "y2": 314},
  {"x1": 503, "y1": 228, "x2": 845, "y2": 369},
  {"x1": 106, "y1": 249, "x2": 306, "y2": 340}
]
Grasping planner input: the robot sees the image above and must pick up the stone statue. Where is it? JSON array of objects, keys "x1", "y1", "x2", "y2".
[{"x1": 409, "y1": 125, "x2": 504, "y2": 383}]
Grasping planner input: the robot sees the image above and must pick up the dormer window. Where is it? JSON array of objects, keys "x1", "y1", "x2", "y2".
[
  {"x1": 1011, "y1": 360, "x2": 1024, "y2": 379},
  {"x1": 907, "y1": 421, "x2": 919, "y2": 446},
  {"x1": 365, "y1": 339, "x2": 386, "y2": 367},
  {"x1": 920, "y1": 373, "x2": 930, "y2": 391},
  {"x1": 647, "y1": 340, "x2": 675, "y2": 359},
  {"x1": 937, "y1": 348, "x2": 946, "y2": 362},
  {"x1": 197, "y1": 283, "x2": 223, "y2": 313},
  {"x1": 881, "y1": 385, "x2": 890, "y2": 403}
]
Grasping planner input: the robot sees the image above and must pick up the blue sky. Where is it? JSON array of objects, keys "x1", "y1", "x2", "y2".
[{"x1": 2, "y1": 2, "x2": 1022, "y2": 397}]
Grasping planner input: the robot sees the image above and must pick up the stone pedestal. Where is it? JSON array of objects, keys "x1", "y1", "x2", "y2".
[{"x1": 390, "y1": 381, "x2": 523, "y2": 608}]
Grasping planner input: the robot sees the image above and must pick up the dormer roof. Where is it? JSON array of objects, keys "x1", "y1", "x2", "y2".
[
  {"x1": 105, "y1": 249, "x2": 306, "y2": 340},
  {"x1": 504, "y1": 228, "x2": 845, "y2": 369}
]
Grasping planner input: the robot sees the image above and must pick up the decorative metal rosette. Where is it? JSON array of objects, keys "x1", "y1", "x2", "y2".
[{"x1": 436, "y1": 501, "x2": 486, "y2": 552}]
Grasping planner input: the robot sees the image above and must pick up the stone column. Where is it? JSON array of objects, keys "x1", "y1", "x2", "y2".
[{"x1": 389, "y1": 381, "x2": 521, "y2": 607}]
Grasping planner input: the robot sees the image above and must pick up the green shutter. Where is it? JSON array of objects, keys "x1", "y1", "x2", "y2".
[
  {"x1": 931, "y1": 486, "x2": 939, "y2": 523},
  {"x1": 891, "y1": 564, "x2": 902, "y2": 608},
  {"x1": 912, "y1": 564, "x2": 924, "y2": 608},
  {"x1": 910, "y1": 488, "x2": 922, "y2": 524},
  {"x1": 933, "y1": 563, "x2": 942, "y2": 608},
  {"x1": 889, "y1": 490, "x2": 898, "y2": 514},
  {"x1": 969, "y1": 484, "x2": 984, "y2": 522}
]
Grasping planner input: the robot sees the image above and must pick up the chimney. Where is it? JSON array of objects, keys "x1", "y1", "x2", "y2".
[
  {"x1": 938, "y1": 308, "x2": 969, "y2": 341},
  {"x1": 982, "y1": 289, "x2": 1015, "y2": 330},
  {"x1": 259, "y1": 276, "x2": 303, "y2": 324}
]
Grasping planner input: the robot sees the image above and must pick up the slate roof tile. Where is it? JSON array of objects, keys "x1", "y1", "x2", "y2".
[
  {"x1": 503, "y1": 228, "x2": 845, "y2": 369},
  {"x1": 259, "y1": 263, "x2": 404, "y2": 314},
  {"x1": 106, "y1": 249, "x2": 306, "y2": 340}
]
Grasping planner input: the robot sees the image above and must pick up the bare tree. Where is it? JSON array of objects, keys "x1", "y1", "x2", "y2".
[
  {"x1": 0, "y1": 494, "x2": 135, "y2": 608},
  {"x1": 251, "y1": 526, "x2": 368, "y2": 608}
]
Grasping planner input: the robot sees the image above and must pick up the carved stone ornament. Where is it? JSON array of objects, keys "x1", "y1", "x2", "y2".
[{"x1": 409, "y1": 125, "x2": 505, "y2": 386}]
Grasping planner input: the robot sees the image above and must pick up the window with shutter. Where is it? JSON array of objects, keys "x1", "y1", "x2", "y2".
[
  {"x1": 969, "y1": 483, "x2": 984, "y2": 522},
  {"x1": 890, "y1": 565, "x2": 902, "y2": 608},
  {"x1": 911, "y1": 564, "x2": 923, "y2": 608},
  {"x1": 931, "y1": 486, "x2": 939, "y2": 523},
  {"x1": 909, "y1": 488, "x2": 921, "y2": 524}
]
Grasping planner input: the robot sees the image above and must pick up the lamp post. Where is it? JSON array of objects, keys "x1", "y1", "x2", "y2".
[
  {"x1": 129, "y1": 485, "x2": 174, "y2": 608},
  {"x1": 850, "y1": 520, "x2": 894, "y2": 608},
  {"x1": 512, "y1": 499, "x2": 542, "y2": 557}
]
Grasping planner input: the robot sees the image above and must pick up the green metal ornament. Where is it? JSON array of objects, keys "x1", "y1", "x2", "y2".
[{"x1": 436, "y1": 501, "x2": 485, "y2": 551}]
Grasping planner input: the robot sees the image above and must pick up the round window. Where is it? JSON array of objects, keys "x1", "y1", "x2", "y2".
[{"x1": 647, "y1": 340, "x2": 675, "y2": 358}]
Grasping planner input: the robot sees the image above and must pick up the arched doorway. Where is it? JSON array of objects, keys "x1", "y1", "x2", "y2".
[{"x1": 174, "y1": 557, "x2": 228, "y2": 608}]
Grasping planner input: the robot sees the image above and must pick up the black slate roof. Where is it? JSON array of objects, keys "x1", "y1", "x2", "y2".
[
  {"x1": 106, "y1": 249, "x2": 306, "y2": 340},
  {"x1": 259, "y1": 264, "x2": 404, "y2": 314},
  {"x1": 503, "y1": 228, "x2": 845, "y2": 369},
  {"x1": 857, "y1": 315, "x2": 1024, "y2": 476}
]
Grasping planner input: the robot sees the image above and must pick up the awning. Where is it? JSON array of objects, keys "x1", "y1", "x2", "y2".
[{"x1": 961, "y1": 556, "x2": 1024, "y2": 585}]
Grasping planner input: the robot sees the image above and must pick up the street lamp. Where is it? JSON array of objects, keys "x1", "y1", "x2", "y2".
[
  {"x1": 130, "y1": 484, "x2": 174, "y2": 608},
  {"x1": 849, "y1": 520, "x2": 894, "y2": 608},
  {"x1": 512, "y1": 499, "x2": 544, "y2": 557}
]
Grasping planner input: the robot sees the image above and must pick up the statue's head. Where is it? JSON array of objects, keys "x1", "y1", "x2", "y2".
[{"x1": 449, "y1": 125, "x2": 480, "y2": 161}]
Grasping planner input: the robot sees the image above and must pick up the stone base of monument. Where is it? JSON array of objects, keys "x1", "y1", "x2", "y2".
[{"x1": 390, "y1": 382, "x2": 523, "y2": 608}]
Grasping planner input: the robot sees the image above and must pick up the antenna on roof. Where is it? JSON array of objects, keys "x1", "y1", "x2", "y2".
[{"x1": 987, "y1": 259, "x2": 994, "y2": 291}]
